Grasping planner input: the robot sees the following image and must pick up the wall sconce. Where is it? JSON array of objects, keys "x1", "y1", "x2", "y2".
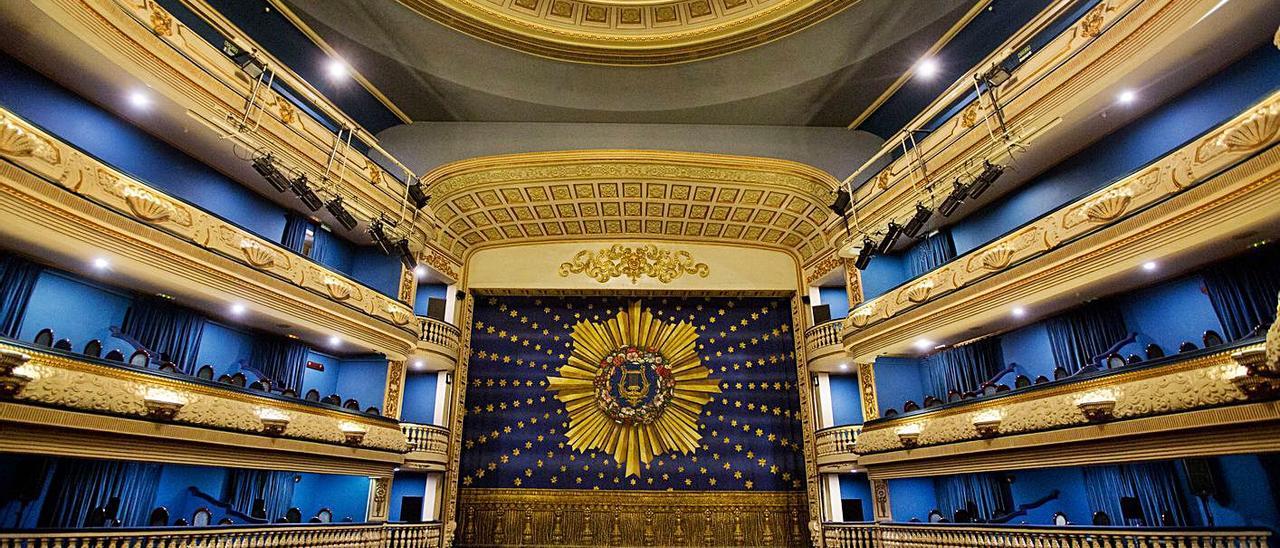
[
  {"x1": 0, "y1": 350, "x2": 33, "y2": 398},
  {"x1": 972, "y1": 411, "x2": 1002, "y2": 438},
  {"x1": 1227, "y1": 350, "x2": 1280, "y2": 399},
  {"x1": 340, "y1": 423, "x2": 368, "y2": 445},
  {"x1": 896, "y1": 424, "x2": 922, "y2": 448},
  {"x1": 143, "y1": 388, "x2": 186, "y2": 420},
  {"x1": 1075, "y1": 390, "x2": 1117, "y2": 422},
  {"x1": 258, "y1": 409, "x2": 290, "y2": 436}
]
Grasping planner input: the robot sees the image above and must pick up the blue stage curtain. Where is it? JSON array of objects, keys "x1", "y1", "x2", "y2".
[
  {"x1": 922, "y1": 337, "x2": 1003, "y2": 397},
  {"x1": 0, "y1": 252, "x2": 41, "y2": 338},
  {"x1": 121, "y1": 297, "x2": 205, "y2": 373},
  {"x1": 249, "y1": 337, "x2": 308, "y2": 393},
  {"x1": 0, "y1": 456, "x2": 54, "y2": 529},
  {"x1": 280, "y1": 213, "x2": 312, "y2": 255},
  {"x1": 905, "y1": 229, "x2": 957, "y2": 280},
  {"x1": 1045, "y1": 299, "x2": 1127, "y2": 373},
  {"x1": 934, "y1": 473, "x2": 1011, "y2": 522},
  {"x1": 38, "y1": 459, "x2": 161, "y2": 528},
  {"x1": 1083, "y1": 462, "x2": 1187, "y2": 527},
  {"x1": 221, "y1": 470, "x2": 295, "y2": 522},
  {"x1": 1202, "y1": 247, "x2": 1280, "y2": 340}
]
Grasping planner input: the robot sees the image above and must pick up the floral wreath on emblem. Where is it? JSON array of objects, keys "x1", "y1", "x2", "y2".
[{"x1": 593, "y1": 345, "x2": 675, "y2": 425}]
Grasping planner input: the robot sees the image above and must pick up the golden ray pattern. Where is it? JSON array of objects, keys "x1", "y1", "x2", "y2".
[{"x1": 547, "y1": 301, "x2": 722, "y2": 476}]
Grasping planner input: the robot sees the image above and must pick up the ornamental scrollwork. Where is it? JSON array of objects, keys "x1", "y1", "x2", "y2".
[{"x1": 558, "y1": 244, "x2": 709, "y2": 284}]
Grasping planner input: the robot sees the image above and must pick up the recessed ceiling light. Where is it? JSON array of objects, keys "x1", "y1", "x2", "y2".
[
  {"x1": 127, "y1": 90, "x2": 152, "y2": 109},
  {"x1": 837, "y1": 363, "x2": 848, "y2": 371},
  {"x1": 230, "y1": 303, "x2": 247, "y2": 316},
  {"x1": 1142, "y1": 261, "x2": 1158, "y2": 272},
  {"x1": 328, "y1": 335, "x2": 341, "y2": 347},
  {"x1": 1011, "y1": 306, "x2": 1026, "y2": 318},
  {"x1": 914, "y1": 339, "x2": 934, "y2": 350},
  {"x1": 414, "y1": 265, "x2": 427, "y2": 279},
  {"x1": 325, "y1": 58, "x2": 349, "y2": 80},
  {"x1": 1117, "y1": 89, "x2": 1137, "y2": 104},
  {"x1": 413, "y1": 360, "x2": 425, "y2": 370},
  {"x1": 915, "y1": 58, "x2": 940, "y2": 80},
  {"x1": 92, "y1": 257, "x2": 110, "y2": 270}
]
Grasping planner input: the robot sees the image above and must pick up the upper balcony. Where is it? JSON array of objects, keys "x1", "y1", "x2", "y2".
[
  {"x1": 814, "y1": 424, "x2": 859, "y2": 472},
  {"x1": 401, "y1": 422, "x2": 449, "y2": 472},
  {"x1": 822, "y1": 522, "x2": 1271, "y2": 548},
  {"x1": 0, "y1": 521, "x2": 443, "y2": 548},
  {"x1": 805, "y1": 319, "x2": 846, "y2": 371},
  {"x1": 843, "y1": 88, "x2": 1280, "y2": 359},
  {"x1": 413, "y1": 316, "x2": 461, "y2": 372},
  {"x1": 0, "y1": 106, "x2": 417, "y2": 359},
  {"x1": 0, "y1": 337, "x2": 407, "y2": 476},
  {"x1": 852, "y1": 337, "x2": 1280, "y2": 478}
]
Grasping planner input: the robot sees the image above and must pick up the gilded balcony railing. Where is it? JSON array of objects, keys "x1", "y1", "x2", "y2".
[
  {"x1": 814, "y1": 425, "x2": 859, "y2": 461},
  {"x1": 419, "y1": 317, "x2": 461, "y2": 353},
  {"x1": 402, "y1": 422, "x2": 450, "y2": 455},
  {"x1": 822, "y1": 522, "x2": 1272, "y2": 548},
  {"x1": 805, "y1": 319, "x2": 844, "y2": 355},
  {"x1": 0, "y1": 521, "x2": 442, "y2": 548}
]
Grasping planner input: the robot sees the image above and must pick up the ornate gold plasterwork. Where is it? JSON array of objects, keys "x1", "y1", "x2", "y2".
[
  {"x1": 395, "y1": 0, "x2": 861, "y2": 65},
  {"x1": 424, "y1": 150, "x2": 841, "y2": 264},
  {"x1": 558, "y1": 244, "x2": 709, "y2": 284},
  {"x1": 0, "y1": 116, "x2": 60, "y2": 164}
]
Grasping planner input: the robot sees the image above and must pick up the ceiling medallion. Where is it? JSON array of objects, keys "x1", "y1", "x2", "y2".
[
  {"x1": 396, "y1": 0, "x2": 863, "y2": 64},
  {"x1": 546, "y1": 301, "x2": 721, "y2": 476},
  {"x1": 559, "y1": 244, "x2": 709, "y2": 283}
]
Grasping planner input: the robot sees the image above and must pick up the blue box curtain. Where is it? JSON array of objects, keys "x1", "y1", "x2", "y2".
[
  {"x1": 120, "y1": 296, "x2": 206, "y2": 373},
  {"x1": 1083, "y1": 462, "x2": 1188, "y2": 526},
  {"x1": 921, "y1": 337, "x2": 1003, "y2": 398},
  {"x1": 933, "y1": 473, "x2": 1012, "y2": 522},
  {"x1": 0, "y1": 251, "x2": 41, "y2": 338},
  {"x1": 37, "y1": 459, "x2": 162, "y2": 528},
  {"x1": 1045, "y1": 299, "x2": 1128, "y2": 373},
  {"x1": 904, "y1": 229, "x2": 957, "y2": 280},
  {"x1": 248, "y1": 337, "x2": 309, "y2": 393},
  {"x1": 221, "y1": 470, "x2": 296, "y2": 523},
  {"x1": 1202, "y1": 245, "x2": 1280, "y2": 341}
]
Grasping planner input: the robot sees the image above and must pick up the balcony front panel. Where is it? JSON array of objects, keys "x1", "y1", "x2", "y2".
[
  {"x1": 843, "y1": 92, "x2": 1280, "y2": 358},
  {"x1": 822, "y1": 522, "x2": 1271, "y2": 548},
  {"x1": 401, "y1": 422, "x2": 449, "y2": 471},
  {"x1": 804, "y1": 319, "x2": 846, "y2": 372},
  {"x1": 0, "y1": 522, "x2": 443, "y2": 548},
  {"x1": 415, "y1": 316, "x2": 461, "y2": 372},
  {"x1": 814, "y1": 424, "x2": 859, "y2": 471},
  {"x1": 0, "y1": 108, "x2": 417, "y2": 359}
]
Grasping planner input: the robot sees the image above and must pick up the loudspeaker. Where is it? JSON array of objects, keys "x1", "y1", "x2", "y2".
[
  {"x1": 426, "y1": 297, "x2": 447, "y2": 321},
  {"x1": 1184, "y1": 458, "x2": 1219, "y2": 499},
  {"x1": 455, "y1": 290, "x2": 466, "y2": 301},
  {"x1": 399, "y1": 496, "x2": 424, "y2": 523},
  {"x1": 801, "y1": 295, "x2": 811, "y2": 305},
  {"x1": 1119, "y1": 496, "x2": 1145, "y2": 525},
  {"x1": 841, "y1": 499, "x2": 864, "y2": 522},
  {"x1": 812, "y1": 304, "x2": 832, "y2": 325}
]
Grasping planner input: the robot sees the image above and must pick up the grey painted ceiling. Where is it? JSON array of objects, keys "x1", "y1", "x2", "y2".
[{"x1": 281, "y1": 0, "x2": 973, "y2": 126}]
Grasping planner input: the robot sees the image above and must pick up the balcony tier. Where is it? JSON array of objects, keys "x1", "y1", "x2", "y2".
[
  {"x1": 401, "y1": 422, "x2": 450, "y2": 472},
  {"x1": 0, "y1": 522, "x2": 442, "y2": 548},
  {"x1": 822, "y1": 522, "x2": 1270, "y2": 548}
]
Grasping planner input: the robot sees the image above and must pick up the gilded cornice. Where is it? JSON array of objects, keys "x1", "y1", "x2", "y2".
[
  {"x1": 0, "y1": 341, "x2": 407, "y2": 453},
  {"x1": 844, "y1": 92, "x2": 1280, "y2": 350},
  {"x1": 395, "y1": 0, "x2": 861, "y2": 65},
  {"x1": 0, "y1": 111, "x2": 417, "y2": 359},
  {"x1": 855, "y1": 343, "x2": 1263, "y2": 455},
  {"x1": 422, "y1": 150, "x2": 842, "y2": 264}
]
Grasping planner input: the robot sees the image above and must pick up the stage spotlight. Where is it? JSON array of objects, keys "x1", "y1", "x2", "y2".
[
  {"x1": 854, "y1": 236, "x2": 877, "y2": 270},
  {"x1": 223, "y1": 41, "x2": 267, "y2": 80},
  {"x1": 325, "y1": 197, "x2": 358, "y2": 230},
  {"x1": 407, "y1": 181, "x2": 430, "y2": 210},
  {"x1": 251, "y1": 154, "x2": 291, "y2": 193},
  {"x1": 368, "y1": 220, "x2": 394, "y2": 255},
  {"x1": 289, "y1": 175, "x2": 323, "y2": 212},
  {"x1": 902, "y1": 202, "x2": 933, "y2": 239},
  {"x1": 939, "y1": 179, "x2": 969, "y2": 217},
  {"x1": 967, "y1": 161, "x2": 1005, "y2": 200},
  {"x1": 979, "y1": 62, "x2": 1012, "y2": 88},
  {"x1": 394, "y1": 239, "x2": 416, "y2": 270},
  {"x1": 877, "y1": 222, "x2": 903, "y2": 254},
  {"x1": 828, "y1": 188, "x2": 852, "y2": 217}
]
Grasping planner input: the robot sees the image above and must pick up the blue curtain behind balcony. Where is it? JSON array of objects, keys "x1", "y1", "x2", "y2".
[
  {"x1": 1083, "y1": 462, "x2": 1187, "y2": 526},
  {"x1": 222, "y1": 469, "x2": 295, "y2": 522},
  {"x1": 922, "y1": 337, "x2": 1003, "y2": 397},
  {"x1": 280, "y1": 213, "x2": 312, "y2": 255},
  {"x1": 1045, "y1": 300, "x2": 1127, "y2": 373},
  {"x1": 1202, "y1": 246, "x2": 1280, "y2": 340},
  {"x1": 37, "y1": 459, "x2": 161, "y2": 528},
  {"x1": 249, "y1": 337, "x2": 308, "y2": 393},
  {"x1": 0, "y1": 252, "x2": 41, "y2": 338},
  {"x1": 934, "y1": 473, "x2": 1011, "y2": 522},
  {"x1": 904, "y1": 229, "x2": 957, "y2": 280},
  {"x1": 120, "y1": 297, "x2": 205, "y2": 373}
]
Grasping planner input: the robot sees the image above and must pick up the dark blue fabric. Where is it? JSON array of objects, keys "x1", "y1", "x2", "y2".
[
  {"x1": 38, "y1": 459, "x2": 161, "y2": 528},
  {"x1": 1202, "y1": 246, "x2": 1280, "y2": 340},
  {"x1": 248, "y1": 337, "x2": 309, "y2": 393},
  {"x1": 221, "y1": 469, "x2": 295, "y2": 522},
  {"x1": 1083, "y1": 462, "x2": 1187, "y2": 526},
  {"x1": 120, "y1": 297, "x2": 206, "y2": 373},
  {"x1": 0, "y1": 252, "x2": 41, "y2": 337},
  {"x1": 461, "y1": 295, "x2": 804, "y2": 491},
  {"x1": 933, "y1": 473, "x2": 1011, "y2": 522},
  {"x1": 904, "y1": 229, "x2": 957, "y2": 280},
  {"x1": 922, "y1": 337, "x2": 1003, "y2": 397},
  {"x1": 1045, "y1": 300, "x2": 1127, "y2": 373},
  {"x1": 281, "y1": 213, "x2": 313, "y2": 255}
]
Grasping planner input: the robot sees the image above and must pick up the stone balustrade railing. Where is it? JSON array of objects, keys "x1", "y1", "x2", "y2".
[
  {"x1": 419, "y1": 317, "x2": 462, "y2": 353},
  {"x1": 0, "y1": 521, "x2": 442, "y2": 548},
  {"x1": 402, "y1": 422, "x2": 450, "y2": 455},
  {"x1": 823, "y1": 522, "x2": 1271, "y2": 548}
]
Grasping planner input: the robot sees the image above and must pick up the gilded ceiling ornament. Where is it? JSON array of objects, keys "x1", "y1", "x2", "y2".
[
  {"x1": 1079, "y1": 3, "x2": 1105, "y2": 38},
  {"x1": 546, "y1": 301, "x2": 721, "y2": 476},
  {"x1": 559, "y1": 244, "x2": 709, "y2": 284},
  {"x1": 149, "y1": 6, "x2": 173, "y2": 36},
  {"x1": 0, "y1": 116, "x2": 60, "y2": 164}
]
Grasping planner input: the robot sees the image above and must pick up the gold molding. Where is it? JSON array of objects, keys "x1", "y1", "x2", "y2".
[
  {"x1": 558, "y1": 244, "x2": 709, "y2": 284},
  {"x1": 395, "y1": 0, "x2": 861, "y2": 65},
  {"x1": 788, "y1": 294, "x2": 823, "y2": 545}
]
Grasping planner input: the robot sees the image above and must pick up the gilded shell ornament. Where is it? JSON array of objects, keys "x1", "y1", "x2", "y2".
[
  {"x1": 904, "y1": 279, "x2": 935, "y2": 303},
  {"x1": 1221, "y1": 104, "x2": 1279, "y2": 153},
  {"x1": 122, "y1": 187, "x2": 174, "y2": 222},
  {"x1": 239, "y1": 239, "x2": 277, "y2": 268},
  {"x1": 324, "y1": 276, "x2": 353, "y2": 301},
  {"x1": 979, "y1": 245, "x2": 1015, "y2": 271},
  {"x1": 1083, "y1": 188, "x2": 1133, "y2": 223}
]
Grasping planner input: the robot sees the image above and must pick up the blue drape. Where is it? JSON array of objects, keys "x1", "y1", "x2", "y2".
[
  {"x1": 1083, "y1": 462, "x2": 1188, "y2": 526},
  {"x1": 249, "y1": 337, "x2": 308, "y2": 393},
  {"x1": 922, "y1": 337, "x2": 1004, "y2": 397},
  {"x1": 0, "y1": 253, "x2": 41, "y2": 338},
  {"x1": 1202, "y1": 247, "x2": 1280, "y2": 340},
  {"x1": 0, "y1": 456, "x2": 54, "y2": 529},
  {"x1": 280, "y1": 214, "x2": 312, "y2": 255},
  {"x1": 38, "y1": 459, "x2": 161, "y2": 528},
  {"x1": 934, "y1": 473, "x2": 1011, "y2": 522},
  {"x1": 120, "y1": 297, "x2": 205, "y2": 373},
  {"x1": 1045, "y1": 299, "x2": 1127, "y2": 373},
  {"x1": 222, "y1": 470, "x2": 295, "y2": 522},
  {"x1": 904, "y1": 229, "x2": 957, "y2": 280}
]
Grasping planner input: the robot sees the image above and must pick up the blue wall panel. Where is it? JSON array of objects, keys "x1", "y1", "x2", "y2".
[
  {"x1": 401, "y1": 372, "x2": 439, "y2": 425},
  {"x1": 1008, "y1": 467, "x2": 1090, "y2": 525},
  {"x1": 350, "y1": 247, "x2": 403, "y2": 300},
  {"x1": 302, "y1": 350, "x2": 340, "y2": 397},
  {"x1": 999, "y1": 323, "x2": 1055, "y2": 381},
  {"x1": 873, "y1": 357, "x2": 924, "y2": 416},
  {"x1": 335, "y1": 357, "x2": 388, "y2": 412},
  {"x1": 1117, "y1": 275, "x2": 1222, "y2": 358},
  {"x1": 818, "y1": 287, "x2": 849, "y2": 319},
  {"x1": 838, "y1": 473, "x2": 873, "y2": 522},
  {"x1": 861, "y1": 254, "x2": 905, "y2": 302},
  {"x1": 415, "y1": 283, "x2": 449, "y2": 316},
  {"x1": 1191, "y1": 456, "x2": 1280, "y2": 529},
  {"x1": 17, "y1": 272, "x2": 130, "y2": 353},
  {"x1": 193, "y1": 322, "x2": 255, "y2": 378},
  {"x1": 389, "y1": 473, "x2": 428, "y2": 522},
  {"x1": 887, "y1": 478, "x2": 936, "y2": 522},
  {"x1": 154, "y1": 464, "x2": 229, "y2": 525},
  {"x1": 291, "y1": 473, "x2": 368, "y2": 522},
  {"x1": 828, "y1": 374, "x2": 863, "y2": 426}
]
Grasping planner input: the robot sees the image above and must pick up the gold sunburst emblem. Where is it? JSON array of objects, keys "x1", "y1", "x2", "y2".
[{"x1": 547, "y1": 301, "x2": 721, "y2": 477}]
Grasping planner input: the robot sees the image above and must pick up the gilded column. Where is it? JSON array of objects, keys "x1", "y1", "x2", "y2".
[
  {"x1": 367, "y1": 476, "x2": 391, "y2": 523},
  {"x1": 843, "y1": 258, "x2": 863, "y2": 310},
  {"x1": 790, "y1": 293, "x2": 825, "y2": 547},
  {"x1": 857, "y1": 361, "x2": 879, "y2": 421},
  {"x1": 382, "y1": 359, "x2": 407, "y2": 420},
  {"x1": 398, "y1": 262, "x2": 418, "y2": 306},
  {"x1": 440, "y1": 293, "x2": 475, "y2": 543},
  {"x1": 871, "y1": 479, "x2": 892, "y2": 521}
]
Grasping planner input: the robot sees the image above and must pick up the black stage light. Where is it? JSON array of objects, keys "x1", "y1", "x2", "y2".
[
  {"x1": 829, "y1": 188, "x2": 852, "y2": 217},
  {"x1": 979, "y1": 63, "x2": 1012, "y2": 88},
  {"x1": 902, "y1": 202, "x2": 933, "y2": 239},
  {"x1": 289, "y1": 175, "x2": 323, "y2": 212},
  {"x1": 251, "y1": 154, "x2": 290, "y2": 193},
  {"x1": 223, "y1": 41, "x2": 267, "y2": 80},
  {"x1": 368, "y1": 220, "x2": 394, "y2": 255},
  {"x1": 394, "y1": 239, "x2": 415, "y2": 270},
  {"x1": 855, "y1": 236, "x2": 877, "y2": 270},
  {"x1": 967, "y1": 161, "x2": 1005, "y2": 200},
  {"x1": 877, "y1": 221, "x2": 903, "y2": 255},
  {"x1": 939, "y1": 179, "x2": 969, "y2": 217},
  {"x1": 407, "y1": 181, "x2": 430, "y2": 210},
  {"x1": 325, "y1": 197, "x2": 358, "y2": 230}
]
